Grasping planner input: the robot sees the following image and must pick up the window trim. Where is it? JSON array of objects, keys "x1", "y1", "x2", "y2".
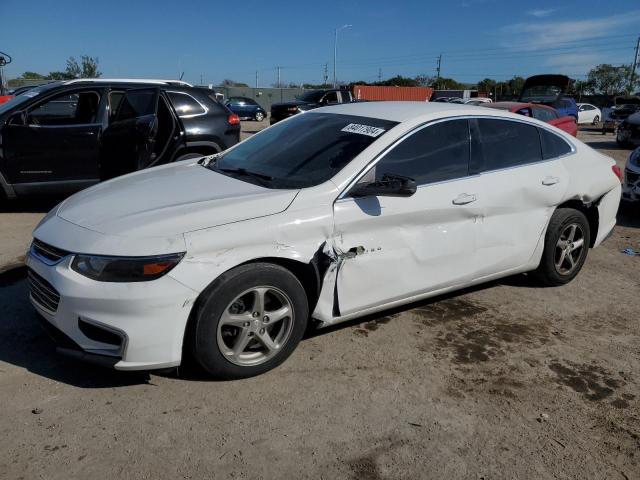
[
  {"x1": 165, "y1": 90, "x2": 208, "y2": 118},
  {"x1": 337, "y1": 115, "x2": 576, "y2": 201}
]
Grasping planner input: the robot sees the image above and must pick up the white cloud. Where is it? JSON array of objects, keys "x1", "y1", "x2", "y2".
[
  {"x1": 527, "y1": 8, "x2": 555, "y2": 18},
  {"x1": 501, "y1": 10, "x2": 640, "y2": 50}
]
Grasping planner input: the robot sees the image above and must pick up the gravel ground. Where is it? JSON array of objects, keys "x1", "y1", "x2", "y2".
[{"x1": 0, "y1": 123, "x2": 638, "y2": 479}]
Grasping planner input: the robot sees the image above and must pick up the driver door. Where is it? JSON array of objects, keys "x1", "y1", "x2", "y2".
[{"x1": 330, "y1": 119, "x2": 482, "y2": 316}]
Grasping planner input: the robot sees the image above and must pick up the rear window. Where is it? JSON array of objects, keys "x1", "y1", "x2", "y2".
[
  {"x1": 472, "y1": 118, "x2": 542, "y2": 171},
  {"x1": 211, "y1": 112, "x2": 398, "y2": 189},
  {"x1": 167, "y1": 91, "x2": 206, "y2": 117},
  {"x1": 539, "y1": 128, "x2": 572, "y2": 159}
]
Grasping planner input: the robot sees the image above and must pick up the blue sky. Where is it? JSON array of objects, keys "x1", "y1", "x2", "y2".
[{"x1": 1, "y1": 0, "x2": 639, "y2": 86}]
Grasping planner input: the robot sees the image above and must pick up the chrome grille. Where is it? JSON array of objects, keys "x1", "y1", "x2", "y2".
[
  {"x1": 626, "y1": 169, "x2": 639, "y2": 184},
  {"x1": 31, "y1": 239, "x2": 69, "y2": 264},
  {"x1": 28, "y1": 268, "x2": 60, "y2": 313}
]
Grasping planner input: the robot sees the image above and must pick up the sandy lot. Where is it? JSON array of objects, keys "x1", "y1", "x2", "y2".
[{"x1": 0, "y1": 123, "x2": 638, "y2": 479}]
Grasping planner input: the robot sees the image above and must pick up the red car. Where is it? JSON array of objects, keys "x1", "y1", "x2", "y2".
[{"x1": 485, "y1": 101, "x2": 577, "y2": 137}]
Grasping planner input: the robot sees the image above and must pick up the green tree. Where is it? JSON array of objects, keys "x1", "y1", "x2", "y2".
[
  {"x1": 221, "y1": 79, "x2": 249, "y2": 87},
  {"x1": 437, "y1": 77, "x2": 464, "y2": 90},
  {"x1": 21, "y1": 71, "x2": 47, "y2": 79},
  {"x1": 414, "y1": 74, "x2": 435, "y2": 87},
  {"x1": 64, "y1": 55, "x2": 101, "y2": 79},
  {"x1": 47, "y1": 71, "x2": 75, "y2": 80},
  {"x1": 476, "y1": 78, "x2": 496, "y2": 94},
  {"x1": 375, "y1": 75, "x2": 419, "y2": 87},
  {"x1": 587, "y1": 64, "x2": 632, "y2": 96}
]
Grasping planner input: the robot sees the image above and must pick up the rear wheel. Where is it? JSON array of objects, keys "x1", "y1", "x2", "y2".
[
  {"x1": 189, "y1": 263, "x2": 308, "y2": 379},
  {"x1": 532, "y1": 208, "x2": 590, "y2": 286},
  {"x1": 254, "y1": 111, "x2": 265, "y2": 122}
]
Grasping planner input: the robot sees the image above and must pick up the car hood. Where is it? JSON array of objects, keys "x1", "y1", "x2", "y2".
[
  {"x1": 520, "y1": 74, "x2": 572, "y2": 104},
  {"x1": 56, "y1": 161, "x2": 299, "y2": 237}
]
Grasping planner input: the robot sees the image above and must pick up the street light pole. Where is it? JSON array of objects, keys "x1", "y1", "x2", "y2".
[{"x1": 333, "y1": 24, "x2": 352, "y2": 88}]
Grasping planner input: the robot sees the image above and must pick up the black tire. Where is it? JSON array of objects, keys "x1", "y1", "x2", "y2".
[
  {"x1": 532, "y1": 208, "x2": 590, "y2": 286},
  {"x1": 592, "y1": 115, "x2": 600, "y2": 125},
  {"x1": 254, "y1": 111, "x2": 265, "y2": 122},
  {"x1": 174, "y1": 152, "x2": 207, "y2": 162},
  {"x1": 188, "y1": 263, "x2": 308, "y2": 379}
]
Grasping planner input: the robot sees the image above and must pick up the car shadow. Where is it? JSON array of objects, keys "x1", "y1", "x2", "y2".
[
  {"x1": 0, "y1": 266, "x2": 151, "y2": 388},
  {"x1": 618, "y1": 203, "x2": 640, "y2": 228}
]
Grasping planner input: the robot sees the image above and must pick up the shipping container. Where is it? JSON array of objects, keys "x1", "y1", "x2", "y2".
[{"x1": 353, "y1": 85, "x2": 433, "y2": 102}]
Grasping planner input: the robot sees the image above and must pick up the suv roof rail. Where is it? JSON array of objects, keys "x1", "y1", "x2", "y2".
[{"x1": 63, "y1": 78, "x2": 193, "y2": 87}]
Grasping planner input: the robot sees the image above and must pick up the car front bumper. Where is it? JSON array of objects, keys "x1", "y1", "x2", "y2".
[{"x1": 26, "y1": 249, "x2": 199, "y2": 371}]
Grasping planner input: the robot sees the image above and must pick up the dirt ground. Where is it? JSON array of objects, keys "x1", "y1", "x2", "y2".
[{"x1": 0, "y1": 123, "x2": 638, "y2": 479}]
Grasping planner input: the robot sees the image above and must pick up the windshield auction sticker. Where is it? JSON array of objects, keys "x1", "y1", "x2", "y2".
[{"x1": 341, "y1": 123, "x2": 385, "y2": 137}]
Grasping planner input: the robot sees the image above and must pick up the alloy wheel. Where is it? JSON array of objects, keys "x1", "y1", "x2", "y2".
[
  {"x1": 554, "y1": 223, "x2": 585, "y2": 275},
  {"x1": 216, "y1": 286, "x2": 294, "y2": 366}
]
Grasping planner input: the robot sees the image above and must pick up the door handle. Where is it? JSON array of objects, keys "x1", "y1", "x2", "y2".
[
  {"x1": 542, "y1": 176, "x2": 560, "y2": 186},
  {"x1": 452, "y1": 193, "x2": 477, "y2": 205}
]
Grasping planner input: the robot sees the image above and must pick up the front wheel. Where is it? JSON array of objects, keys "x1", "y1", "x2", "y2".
[
  {"x1": 592, "y1": 115, "x2": 600, "y2": 125},
  {"x1": 254, "y1": 111, "x2": 265, "y2": 122},
  {"x1": 189, "y1": 263, "x2": 308, "y2": 379},
  {"x1": 532, "y1": 208, "x2": 590, "y2": 286}
]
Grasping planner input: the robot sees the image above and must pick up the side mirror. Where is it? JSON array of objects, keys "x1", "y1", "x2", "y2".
[
  {"x1": 8, "y1": 110, "x2": 26, "y2": 126},
  {"x1": 349, "y1": 173, "x2": 417, "y2": 198}
]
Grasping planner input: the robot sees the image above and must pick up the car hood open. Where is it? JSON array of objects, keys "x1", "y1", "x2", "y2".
[
  {"x1": 57, "y1": 161, "x2": 298, "y2": 237},
  {"x1": 519, "y1": 74, "x2": 572, "y2": 104}
]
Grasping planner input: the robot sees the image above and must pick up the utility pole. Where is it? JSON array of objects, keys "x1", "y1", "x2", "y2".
[
  {"x1": 436, "y1": 54, "x2": 442, "y2": 90},
  {"x1": 277, "y1": 66, "x2": 281, "y2": 88},
  {"x1": 255, "y1": 70, "x2": 259, "y2": 88},
  {"x1": 378, "y1": 68, "x2": 382, "y2": 82},
  {"x1": 323, "y1": 63, "x2": 328, "y2": 85},
  {"x1": 333, "y1": 24, "x2": 352, "y2": 87},
  {"x1": 200, "y1": 73, "x2": 203, "y2": 85},
  {"x1": 630, "y1": 36, "x2": 640, "y2": 93}
]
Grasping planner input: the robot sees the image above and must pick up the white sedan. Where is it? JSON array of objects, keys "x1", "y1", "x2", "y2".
[
  {"x1": 577, "y1": 103, "x2": 602, "y2": 125},
  {"x1": 27, "y1": 102, "x2": 622, "y2": 379}
]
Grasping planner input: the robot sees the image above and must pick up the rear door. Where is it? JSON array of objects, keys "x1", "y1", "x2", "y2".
[
  {"x1": 471, "y1": 118, "x2": 570, "y2": 279},
  {"x1": 2, "y1": 88, "x2": 104, "y2": 187},
  {"x1": 100, "y1": 88, "x2": 180, "y2": 180}
]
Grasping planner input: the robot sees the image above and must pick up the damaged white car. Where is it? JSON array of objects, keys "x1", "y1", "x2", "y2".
[{"x1": 28, "y1": 102, "x2": 622, "y2": 378}]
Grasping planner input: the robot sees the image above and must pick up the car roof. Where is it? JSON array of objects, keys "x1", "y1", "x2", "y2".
[{"x1": 317, "y1": 101, "x2": 507, "y2": 122}]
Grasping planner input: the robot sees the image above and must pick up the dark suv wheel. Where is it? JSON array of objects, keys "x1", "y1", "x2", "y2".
[{"x1": 188, "y1": 263, "x2": 308, "y2": 379}]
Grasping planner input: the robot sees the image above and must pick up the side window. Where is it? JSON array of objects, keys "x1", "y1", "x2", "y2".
[
  {"x1": 374, "y1": 119, "x2": 469, "y2": 185},
  {"x1": 532, "y1": 107, "x2": 557, "y2": 122},
  {"x1": 472, "y1": 118, "x2": 542, "y2": 171},
  {"x1": 109, "y1": 91, "x2": 125, "y2": 122},
  {"x1": 340, "y1": 91, "x2": 352, "y2": 103},
  {"x1": 322, "y1": 91, "x2": 339, "y2": 104},
  {"x1": 27, "y1": 90, "x2": 101, "y2": 125},
  {"x1": 539, "y1": 128, "x2": 572, "y2": 160},
  {"x1": 166, "y1": 91, "x2": 206, "y2": 117}
]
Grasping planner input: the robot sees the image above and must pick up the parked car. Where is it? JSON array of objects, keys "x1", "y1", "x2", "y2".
[
  {"x1": 484, "y1": 101, "x2": 578, "y2": 136},
  {"x1": 465, "y1": 98, "x2": 492, "y2": 105},
  {"x1": 0, "y1": 79, "x2": 240, "y2": 201},
  {"x1": 225, "y1": 96, "x2": 267, "y2": 121},
  {"x1": 622, "y1": 147, "x2": 640, "y2": 203},
  {"x1": 519, "y1": 74, "x2": 578, "y2": 120},
  {"x1": 577, "y1": 103, "x2": 602, "y2": 125},
  {"x1": 603, "y1": 103, "x2": 640, "y2": 134},
  {"x1": 270, "y1": 88, "x2": 354, "y2": 124},
  {"x1": 28, "y1": 102, "x2": 621, "y2": 378},
  {"x1": 616, "y1": 111, "x2": 640, "y2": 147}
]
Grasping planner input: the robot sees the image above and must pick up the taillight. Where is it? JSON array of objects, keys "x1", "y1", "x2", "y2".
[
  {"x1": 612, "y1": 165, "x2": 622, "y2": 182},
  {"x1": 227, "y1": 113, "x2": 240, "y2": 126}
]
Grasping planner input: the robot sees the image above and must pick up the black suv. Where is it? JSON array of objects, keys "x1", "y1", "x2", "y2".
[
  {"x1": 270, "y1": 88, "x2": 354, "y2": 124},
  {"x1": 0, "y1": 79, "x2": 240, "y2": 200}
]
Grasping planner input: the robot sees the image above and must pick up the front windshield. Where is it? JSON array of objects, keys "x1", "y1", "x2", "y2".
[
  {"x1": 0, "y1": 95, "x2": 32, "y2": 115},
  {"x1": 297, "y1": 90, "x2": 325, "y2": 102},
  {"x1": 0, "y1": 82, "x2": 61, "y2": 116},
  {"x1": 209, "y1": 112, "x2": 398, "y2": 189}
]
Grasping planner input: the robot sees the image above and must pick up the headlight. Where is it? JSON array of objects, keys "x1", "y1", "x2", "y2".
[{"x1": 71, "y1": 253, "x2": 185, "y2": 282}]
